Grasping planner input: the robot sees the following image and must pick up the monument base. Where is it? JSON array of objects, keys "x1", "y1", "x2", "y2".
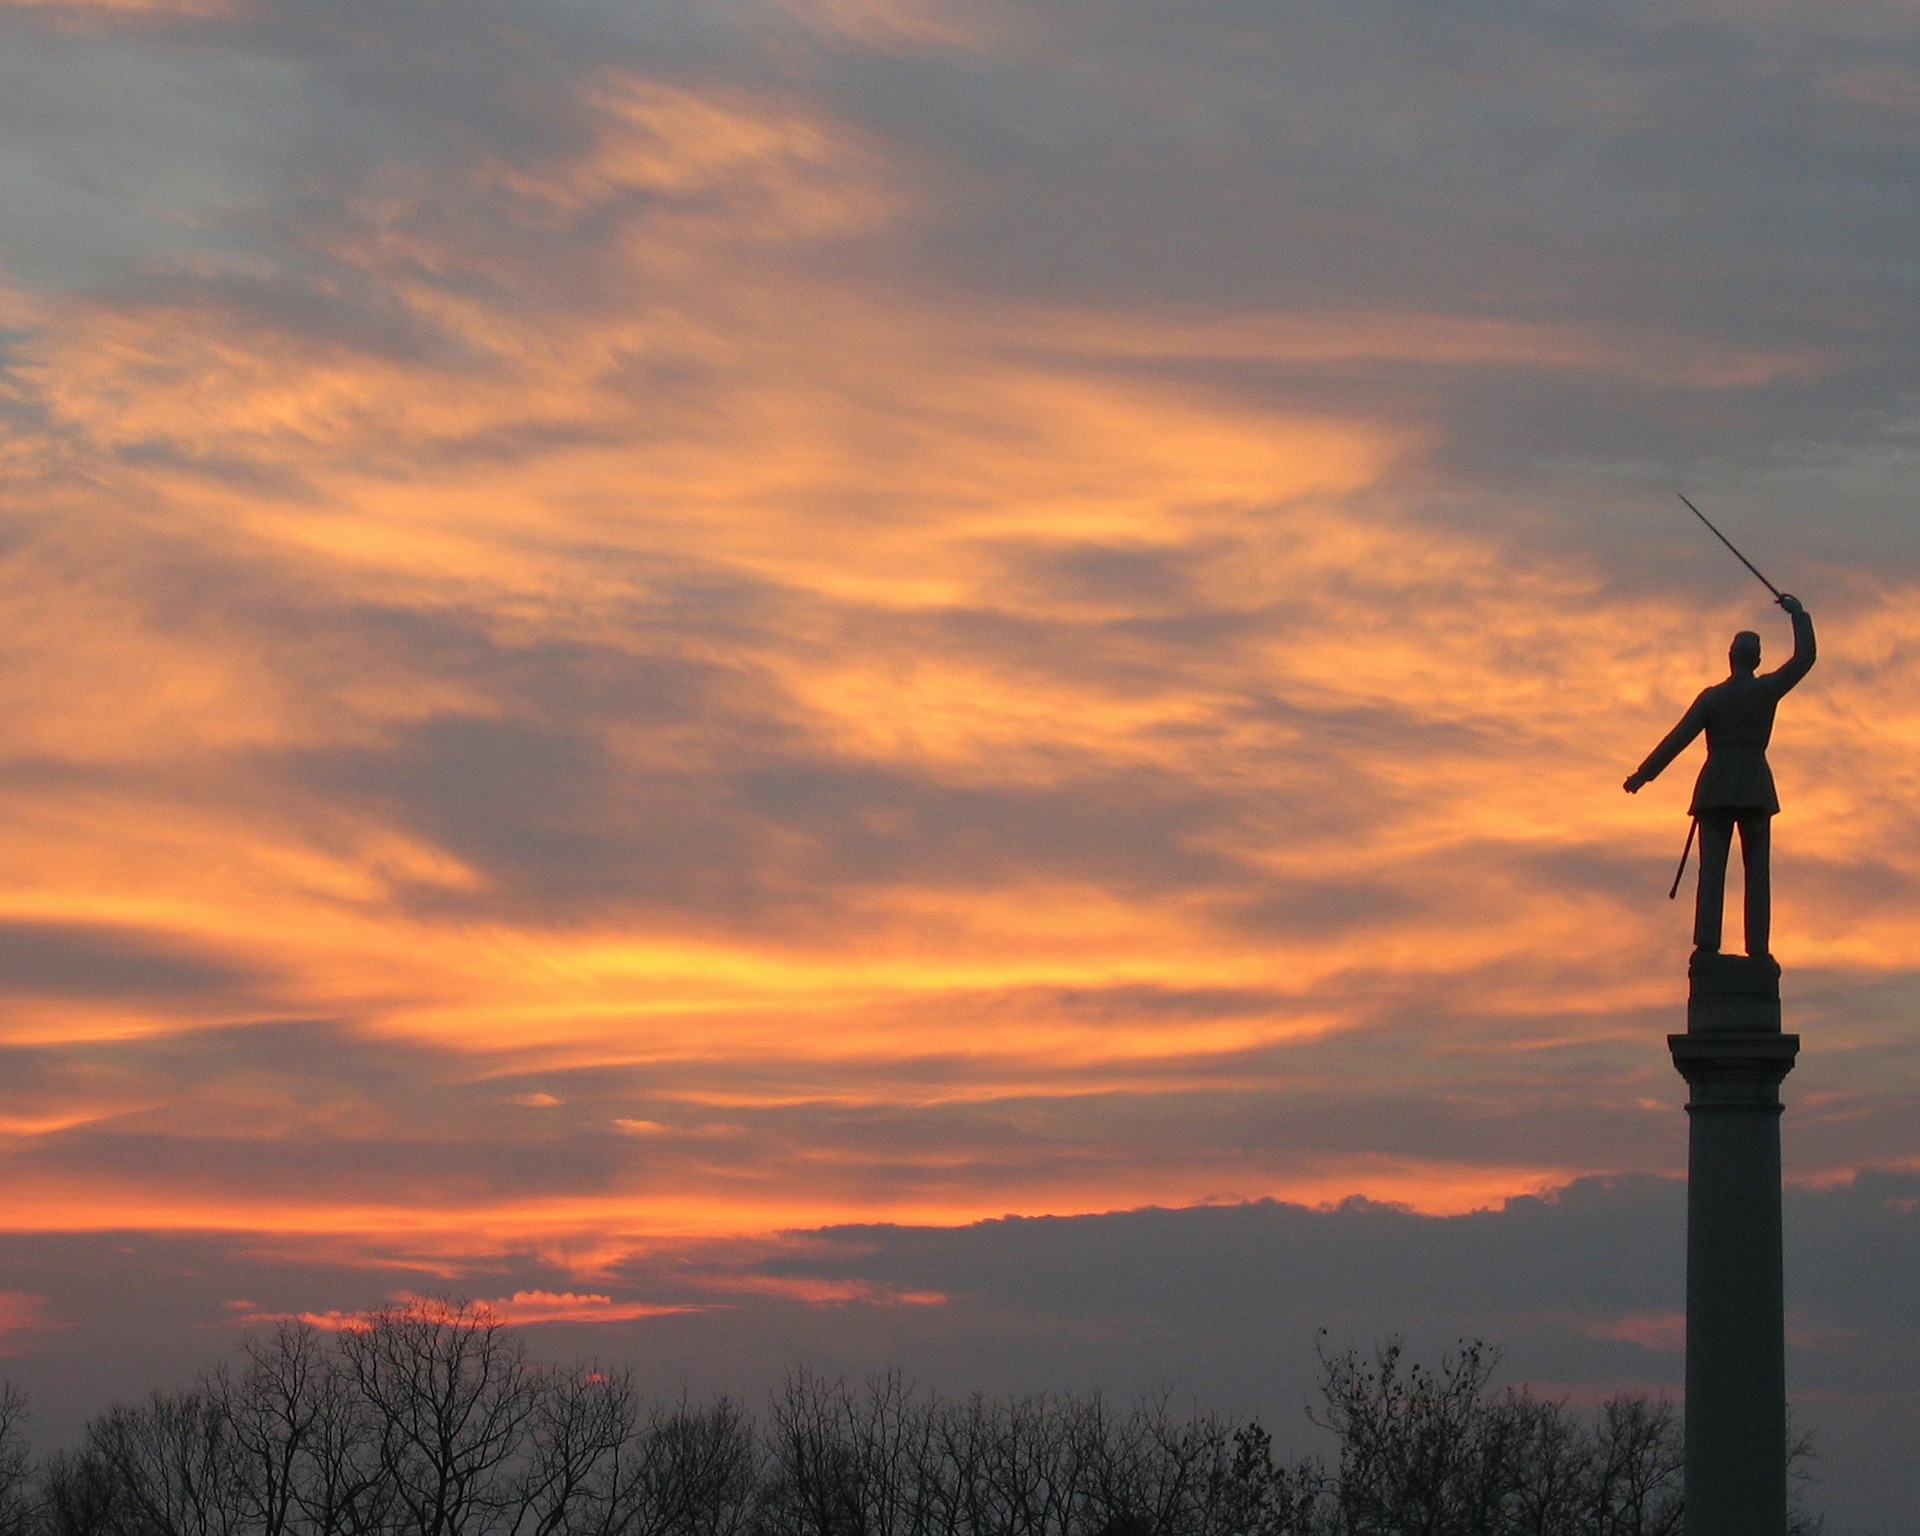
[
  {"x1": 1684, "y1": 948, "x2": 1782, "y2": 1030},
  {"x1": 1669, "y1": 950, "x2": 1799, "y2": 1536}
]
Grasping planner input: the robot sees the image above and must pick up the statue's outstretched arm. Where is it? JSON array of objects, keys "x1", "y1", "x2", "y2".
[{"x1": 1624, "y1": 694, "x2": 1708, "y2": 793}]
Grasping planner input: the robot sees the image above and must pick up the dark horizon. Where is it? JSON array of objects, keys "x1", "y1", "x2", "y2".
[{"x1": 0, "y1": 1172, "x2": 1914, "y2": 1527}]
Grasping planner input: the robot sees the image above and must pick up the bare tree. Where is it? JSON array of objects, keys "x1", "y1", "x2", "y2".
[
  {"x1": 1786, "y1": 1420, "x2": 1825, "y2": 1536},
  {"x1": 513, "y1": 1371, "x2": 758, "y2": 1536},
  {"x1": 85, "y1": 1391, "x2": 240, "y2": 1536},
  {"x1": 758, "y1": 1369, "x2": 939, "y2": 1536},
  {"x1": 0, "y1": 1387, "x2": 36, "y2": 1536},
  {"x1": 1308, "y1": 1338, "x2": 1697, "y2": 1536},
  {"x1": 2, "y1": 1314, "x2": 1822, "y2": 1536},
  {"x1": 339, "y1": 1301, "x2": 540, "y2": 1536},
  {"x1": 1498, "y1": 1395, "x2": 1589, "y2": 1536},
  {"x1": 214, "y1": 1325, "x2": 325, "y2": 1536},
  {"x1": 1208, "y1": 1420, "x2": 1327, "y2": 1536},
  {"x1": 1581, "y1": 1396, "x2": 1681, "y2": 1536},
  {"x1": 612, "y1": 1398, "x2": 755, "y2": 1536},
  {"x1": 1313, "y1": 1337, "x2": 1513, "y2": 1535},
  {"x1": 39, "y1": 1448, "x2": 121, "y2": 1536},
  {"x1": 204, "y1": 1320, "x2": 394, "y2": 1536},
  {"x1": 287, "y1": 1338, "x2": 390, "y2": 1536},
  {"x1": 757, "y1": 1375, "x2": 1322, "y2": 1536},
  {"x1": 513, "y1": 1369, "x2": 634, "y2": 1536}
]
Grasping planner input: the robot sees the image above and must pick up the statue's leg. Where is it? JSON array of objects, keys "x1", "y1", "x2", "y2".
[
  {"x1": 1694, "y1": 811, "x2": 1733, "y2": 951},
  {"x1": 1741, "y1": 811, "x2": 1773, "y2": 957}
]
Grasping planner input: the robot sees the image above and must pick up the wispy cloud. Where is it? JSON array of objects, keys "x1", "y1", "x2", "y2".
[
  {"x1": 0, "y1": 1292, "x2": 57, "y2": 1354},
  {"x1": 226, "y1": 1289, "x2": 700, "y2": 1330},
  {"x1": 0, "y1": 0, "x2": 1916, "y2": 1259}
]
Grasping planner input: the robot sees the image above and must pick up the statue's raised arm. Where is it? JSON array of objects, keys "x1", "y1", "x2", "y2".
[
  {"x1": 1623, "y1": 595, "x2": 1815, "y2": 958},
  {"x1": 1767, "y1": 593, "x2": 1816, "y2": 692}
]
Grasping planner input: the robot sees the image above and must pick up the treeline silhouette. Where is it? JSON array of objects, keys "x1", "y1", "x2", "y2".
[{"x1": 0, "y1": 1299, "x2": 1819, "y2": 1536}]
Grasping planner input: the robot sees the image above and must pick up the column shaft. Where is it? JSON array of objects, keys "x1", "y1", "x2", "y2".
[
  {"x1": 1669, "y1": 951, "x2": 1798, "y2": 1536},
  {"x1": 1684, "y1": 1101, "x2": 1786, "y2": 1535}
]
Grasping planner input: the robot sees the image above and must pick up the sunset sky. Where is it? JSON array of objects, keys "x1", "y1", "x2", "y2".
[{"x1": 1, "y1": 0, "x2": 1917, "y2": 1525}]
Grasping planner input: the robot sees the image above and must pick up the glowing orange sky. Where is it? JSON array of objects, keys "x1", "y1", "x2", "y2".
[{"x1": 1, "y1": 0, "x2": 1918, "y2": 1265}]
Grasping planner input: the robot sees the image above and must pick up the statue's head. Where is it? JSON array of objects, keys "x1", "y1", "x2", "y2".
[{"x1": 1730, "y1": 630, "x2": 1762, "y2": 674}]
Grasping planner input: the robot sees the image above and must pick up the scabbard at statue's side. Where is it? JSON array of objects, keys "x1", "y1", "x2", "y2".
[{"x1": 1668, "y1": 816, "x2": 1697, "y2": 901}]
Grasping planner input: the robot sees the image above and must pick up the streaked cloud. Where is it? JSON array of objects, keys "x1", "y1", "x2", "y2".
[
  {"x1": 0, "y1": 1293, "x2": 54, "y2": 1355},
  {"x1": 227, "y1": 1288, "x2": 699, "y2": 1330},
  {"x1": 0, "y1": 1, "x2": 234, "y2": 15}
]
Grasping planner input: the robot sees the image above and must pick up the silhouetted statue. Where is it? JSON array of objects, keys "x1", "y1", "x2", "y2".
[{"x1": 1625, "y1": 596, "x2": 1815, "y2": 957}]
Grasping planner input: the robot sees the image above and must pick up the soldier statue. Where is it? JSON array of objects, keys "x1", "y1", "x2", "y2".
[{"x1": 1624, "y1": 596, "x2": 1816, "y2": 957}]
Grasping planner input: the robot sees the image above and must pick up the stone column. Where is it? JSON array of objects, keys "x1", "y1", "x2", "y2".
[{"x1": 1668, "y1": 951, "x2": 1799, "y2": 1536}]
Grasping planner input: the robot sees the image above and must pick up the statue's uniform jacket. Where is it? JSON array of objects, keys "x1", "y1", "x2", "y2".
[{"x1": 1634, "y1": 610, "x2": 1817, "y2": 812}]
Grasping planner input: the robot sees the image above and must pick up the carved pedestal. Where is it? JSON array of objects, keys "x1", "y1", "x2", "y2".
[{"x1": 1668, "y1": 951, "x2": 1798, "y2": 1536}]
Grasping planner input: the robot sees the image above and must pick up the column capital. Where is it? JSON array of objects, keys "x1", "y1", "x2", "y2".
[{"x1": 1669, "y1": 1030, "x2": 1799, "y2": 1107}]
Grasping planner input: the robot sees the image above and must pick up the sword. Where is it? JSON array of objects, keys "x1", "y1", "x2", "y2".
[{"x1": 1677, "y1": 493, "x2": 1786, "y2": 603}]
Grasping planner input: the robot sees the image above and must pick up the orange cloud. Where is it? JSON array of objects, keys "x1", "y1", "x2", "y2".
[
  {"x1": 776, "y1": 0, "x2": 988, "y2": 53},
  {"x1": 691, "y1": 1275, "x2": 946, "y2": 1306},
  {"x1": 226, "y1": 1290, "x2": 700, "y2": 1330},
  {"x1": 1585, "y1": 1310, "x2": 1686, "y2": 1353},
  {"x1": 0, "y1": 0, "x2": 232, "y2": 14},
  {"x1": 0, "y1": 1293, "x2": 59, "y2": 1354},
  {"x1": 1006, "y1": 308, "x2": 1835, "y2": 391},
  {"x1": 0, "y1": 54, "x2": 1912, "y2": 1262}
]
